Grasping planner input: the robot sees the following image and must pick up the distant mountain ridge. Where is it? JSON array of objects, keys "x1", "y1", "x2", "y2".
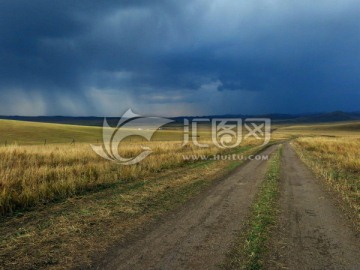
[
  {"x1": 0, "y1": 111, "x2": 359, "y2": 126},
  {"x1": 285, "y1": 111, "x2": 360, "y2": 123}
]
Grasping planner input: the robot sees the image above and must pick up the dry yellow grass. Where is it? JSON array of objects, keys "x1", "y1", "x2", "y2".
[
  {"x1": 0, "y1": 141, "x2": 235, "y2": 215},
  {"x1": 0, "y1": 118, "x2": 278, "y2": 216},
  {"x1": 274, "y1": 121, "x2": 360, "y2": 137},
  {"x1": 293, "y1": 136, "x2": 360, "y2": 226}
]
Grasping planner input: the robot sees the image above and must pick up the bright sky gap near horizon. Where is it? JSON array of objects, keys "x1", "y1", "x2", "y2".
[{"x1": 0, "y1": 0, "x2": 359, "y2": 117}]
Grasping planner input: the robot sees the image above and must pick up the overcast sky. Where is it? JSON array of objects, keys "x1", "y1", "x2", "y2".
[{"x1": 0, "y1": 0, "x2": 359, "y2": 116}]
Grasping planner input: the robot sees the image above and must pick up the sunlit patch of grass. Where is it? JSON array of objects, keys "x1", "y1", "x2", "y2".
[
  {"x1": 0, "y1": 138, "x2": 267, "y2": 215},
  {"x1": 0, "y1": 142, "x2": 213, "y2": 215}
]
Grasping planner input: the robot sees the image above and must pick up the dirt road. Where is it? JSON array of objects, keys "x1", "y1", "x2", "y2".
[
  {"x1": 96, "y1": 145, "x2": 277, "y2": 270},
  {"x1": 267, "y1": 143, "x2": 360, "y2": 269}
]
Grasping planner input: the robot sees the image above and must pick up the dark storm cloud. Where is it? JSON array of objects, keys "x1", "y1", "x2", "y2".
[{"x1": 0, "y1": 0, "x2": 359, "y2": 116}]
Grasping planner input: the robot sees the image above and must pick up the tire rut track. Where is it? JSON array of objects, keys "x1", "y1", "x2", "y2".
[
  {"x1": 95, "y1": 145, "x2": 278, "y2": 270},
  {"x1": 267, "y1": 143, "x2": 360, "y2": 270}
]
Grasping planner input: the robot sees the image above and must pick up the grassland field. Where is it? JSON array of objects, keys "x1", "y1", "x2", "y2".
[{"x1": 0, "y1": 119, "x2": 359, "y2": 269}]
